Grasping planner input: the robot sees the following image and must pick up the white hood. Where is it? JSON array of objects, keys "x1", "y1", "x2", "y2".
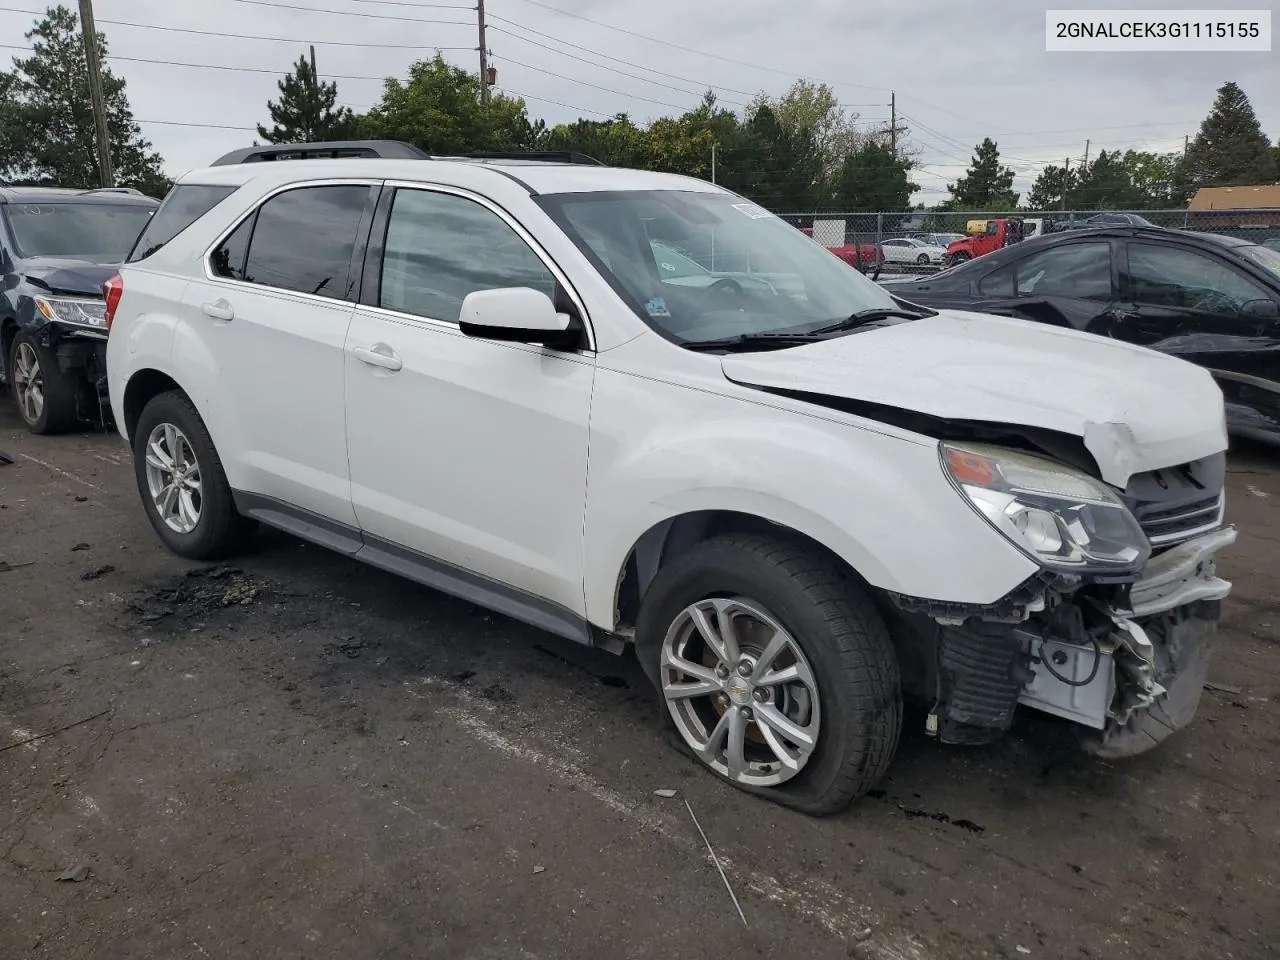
[{"x1": 721, "y1": 311, "x2": 1228, "y2": 487}]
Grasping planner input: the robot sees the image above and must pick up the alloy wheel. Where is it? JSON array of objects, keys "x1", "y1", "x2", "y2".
[
  {"x1": 144, "y1": 422, "x2": 203, "y2": 534},
  {"x1": 12, "y1": 342, "x2": 44, "y2": 425},
  {"x1": 660, "y1": 596, "x2": 821, "y2": 787}
]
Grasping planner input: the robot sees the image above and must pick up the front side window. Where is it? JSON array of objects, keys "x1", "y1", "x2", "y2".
[
  {"x1": 981, "y1": 241, "x2": 1113, "y2": 301},
  {"x1": 1128, "y1": 242, "x2": 1269, "y2": 313},
  {"x1": 5, "y1": 201, "x2": 156, "y2": 263},
  {"x1": 233, "y1": 185, "x2": 372, "y2": 300},
  {"x1": 538, "y1": 190, "x2": 900, "y2": 345},
  {"x1": 378, "y1": 188, "x2": 556, "y2": 323},
  {"x1": 128, "y1": 185, "x2": 237, "y2": 262}
]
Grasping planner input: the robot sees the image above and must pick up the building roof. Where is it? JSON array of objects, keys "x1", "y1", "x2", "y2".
[{"x1": 1188, "y1": 184, "x2": 1280, "y2": 210}]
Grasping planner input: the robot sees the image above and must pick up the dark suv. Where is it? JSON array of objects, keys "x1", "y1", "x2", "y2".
[{"x1": 0, "y1": 186, "x2": 159, "y2": 433}]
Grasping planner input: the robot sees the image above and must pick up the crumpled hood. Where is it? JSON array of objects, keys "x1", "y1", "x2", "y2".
[
  {"x1": 721, "y1": 311, "x2": 1229, "y2": 487},
  {"x1": 20, "y1": 257, "x2": 117, "y2": 297}
]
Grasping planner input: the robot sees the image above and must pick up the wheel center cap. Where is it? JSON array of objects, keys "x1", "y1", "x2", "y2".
[{"x1": 725, "y1": 675, "x2": 751, "y2": 705}]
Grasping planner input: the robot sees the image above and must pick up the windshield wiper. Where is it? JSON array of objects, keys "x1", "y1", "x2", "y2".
[
  {"x1": 807, "y1": 306, "x2": 935, "y2": 336},
  {"x1": 682, "y1": 331, "x2": 829, "y2": 352}
]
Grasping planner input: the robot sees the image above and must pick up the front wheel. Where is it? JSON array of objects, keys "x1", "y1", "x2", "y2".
[
  {"x1": 636, "y1": 535, "x2": 902, "y2": 816},
  {"x1": 9, "y1": 331, "x2": 77, "y2": 434},
  {"x1": 916, "y1": 253, "x2": 930, "y2": 265}
]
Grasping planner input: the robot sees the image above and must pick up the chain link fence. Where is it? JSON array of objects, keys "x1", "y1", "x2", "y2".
[{"x1": 777, "y1": 209, "x2": 1280, "y2": 275}]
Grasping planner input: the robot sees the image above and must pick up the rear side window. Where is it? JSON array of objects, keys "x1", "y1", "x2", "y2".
[
  {"x1": 235, "y1": 185, "x2": 371, "y2": 301},
  {"x1": 127, "y1": 184, "x2": 238, "y2": 262},
  {"x1": 980, "y1": 242, "x2": 1113, "y2": 301}
]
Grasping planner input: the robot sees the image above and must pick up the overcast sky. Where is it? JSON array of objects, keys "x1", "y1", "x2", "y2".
[{"x1": 1, "y1": 0, "x2": 1276, "y2": 205}]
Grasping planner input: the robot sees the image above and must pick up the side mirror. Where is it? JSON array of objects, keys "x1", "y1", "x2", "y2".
[
  {"x1": 458, "y1": 287, "x2": 574, "y2": 346},
  {"x1": 1240, "y1": 298, "x2": 1280, "y2": 321}
]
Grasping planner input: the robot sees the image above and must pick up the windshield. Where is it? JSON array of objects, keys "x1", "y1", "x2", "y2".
[
  {"x1": 1239, "y1": 243, "x2": 1280, "y2": 280},
  {"x1": 539, "y1": 190, "x2": 898, "y2": 344},
  {"x1": 4, "y1": 202, "x2": 155, "y2": 262}
]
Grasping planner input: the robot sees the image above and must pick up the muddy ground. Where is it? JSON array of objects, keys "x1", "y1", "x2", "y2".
[{"x1": 1, "y1": 402, "x2": 1277, "y2": 960}]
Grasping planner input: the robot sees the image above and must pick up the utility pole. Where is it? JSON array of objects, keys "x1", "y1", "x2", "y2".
[
  {"x1": 711, "y1": 144, "x2": 716, "y2": 184},
  {"x1": 77, "y1": 0, "x2": 113, "y2": 187},
  {"x1": 1183, "y1": 134, "x2": 1189, "y2": 157},
  {"x1": 1082, "y1": 138, "x2": 1090, "y2": 170},
  {"x1": 1061, "y1": 157, "x2": 1071, "y2": 211},
  {"x1": 889, "y1": 91, "x2": 896, "y2": 157},
  {"x1": 309, "y1": 45, "x2": 319, "y2": 142},
  {"x1": 477, "y1": 0, "x2": 489, "y2": 103}
]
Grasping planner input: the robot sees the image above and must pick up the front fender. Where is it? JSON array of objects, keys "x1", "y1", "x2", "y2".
[{"x1": 582, "y1": 370, "x2": 1039, "y2": 628}]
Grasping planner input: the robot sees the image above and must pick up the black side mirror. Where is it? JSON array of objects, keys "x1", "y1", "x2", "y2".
[{"x1": 1240, "y1": 298, "x2": 1280, "y2": 320}]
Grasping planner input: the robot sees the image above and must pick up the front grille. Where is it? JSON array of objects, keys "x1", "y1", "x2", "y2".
[{"x1": 1135, "y1": 491, "x2": 1225, "y2": 548}]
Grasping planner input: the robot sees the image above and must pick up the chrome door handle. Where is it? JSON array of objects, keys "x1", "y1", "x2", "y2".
[
  {"x1": 201, "y1": 299, "x2": 234, "y2": 321},
  {"x1": 352, "y1": 344, "x2": 403, "y2": 372}
]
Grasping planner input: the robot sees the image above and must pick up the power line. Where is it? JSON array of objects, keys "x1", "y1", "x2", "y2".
[
  {"x1": 494, "y1": 54, "x2": 697, "y2": 111},
  {"x1": 227, "y1": 0, "x2": 472, "y2": 25}
]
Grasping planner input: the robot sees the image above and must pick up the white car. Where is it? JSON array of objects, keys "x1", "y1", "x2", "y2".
[
  {"x1": 880, "y1": 236, "x2": 946, "y2": 265},
  {"x1": 104, "y1": 142, "x2": 1236, "y2": 815}
]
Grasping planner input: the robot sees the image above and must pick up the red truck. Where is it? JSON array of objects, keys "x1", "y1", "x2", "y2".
[
  {"x1": 944, "y1": 217, "x2": 1045, "y2": 266},
  {"x1": 799, "y1": 226, "x2": 883, "y2": 271}
]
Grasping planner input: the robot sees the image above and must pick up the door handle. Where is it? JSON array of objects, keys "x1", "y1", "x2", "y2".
[
  {"x1": 201, "y1": 299, "x2": 234, "y2": 321},
  {"x1": 352, "y1": 344, "x2": 403, "y2": 372}
]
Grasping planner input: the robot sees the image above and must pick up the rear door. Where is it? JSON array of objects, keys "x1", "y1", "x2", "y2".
[
  {"x1": 968, "y1": 239, "x2": 1120, "y2": 330},
  {"x1": 181, "y1": 180, "x2": 379, "y2": 530}
]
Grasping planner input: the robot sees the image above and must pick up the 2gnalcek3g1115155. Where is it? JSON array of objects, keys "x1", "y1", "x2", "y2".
[{"x1": 104, "y1": 141, "x2": 1235, "y2": 815}]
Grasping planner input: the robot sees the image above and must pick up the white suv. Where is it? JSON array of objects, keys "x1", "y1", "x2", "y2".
[{"x1": 106, "y1": 141, "x2": 1236, "y2": 814}]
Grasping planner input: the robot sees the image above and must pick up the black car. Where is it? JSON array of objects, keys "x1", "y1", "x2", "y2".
[
  {"x1": 879, "y1": 225, "x2": 1280, "y2": 444},
  {"x1": 1058, "y1": 212, "x2": 1158, "y2": 230},
  {"x1": 0, "y1": 186, "x2": 159, "y2": 433}
]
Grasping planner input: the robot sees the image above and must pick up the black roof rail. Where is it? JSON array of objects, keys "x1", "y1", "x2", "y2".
[
  {"x1": 462, "y1": 151, "x2": 605, "y2": 166},
  {"x1": 210, "y1": 140, "x2": 432, "y2": 166}
]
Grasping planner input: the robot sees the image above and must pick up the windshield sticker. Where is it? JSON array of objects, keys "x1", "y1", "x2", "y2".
[
  {"x1": 644, "y1": 297, "x2": 672, "y2": 318},
  {"x1": 732, "y1": 202, "x2": 772, "y2": 220}
]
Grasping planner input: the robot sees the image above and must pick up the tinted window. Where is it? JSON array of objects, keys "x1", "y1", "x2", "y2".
[
  {"x1": 1129, "y1": 243, "x2": 1269, "y2": 312},
  {"x1": 5, "y1": 202, "x2": 155, "y2": 263},
  {"x1": 242, "y1": 185, "x2": 371, "y2": 300},
  {"x1": 379, "y1": 189, "x2": 556, "y2": 322},
  {"x1": 127, "y1": 185, "x2": 236, "y2": 262},
  {"x1": 210, "y1": 217, "x2": 253, "y2": 281},
  {"x1": 991, "y1": 242, "x2": 1113, "y2": 301}
]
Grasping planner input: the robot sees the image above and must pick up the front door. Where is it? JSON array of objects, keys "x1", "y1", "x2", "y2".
[{"x1": 343, "y1": 185, "x2": 594, "y2": 627}]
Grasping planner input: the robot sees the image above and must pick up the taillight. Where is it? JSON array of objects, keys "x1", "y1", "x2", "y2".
[{"x1": 103, "y1": 273, "x2": 123, "y2": 331}]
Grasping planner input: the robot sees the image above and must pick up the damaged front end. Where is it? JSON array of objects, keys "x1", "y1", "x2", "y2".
[{"x1": 888, "y1": 445, "x2": 1235, "y2": 758}]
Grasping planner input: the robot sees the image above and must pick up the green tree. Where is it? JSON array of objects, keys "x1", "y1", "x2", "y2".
[
  {"x1": 1074, "y1": 149, "x2": 1146, "y2": 209},
  {"x1": 361, "y1": 54, "x2": 536, "y2": 154},
  {"x1": 1179, "y1": 81, "x2": 1276, "y2": 198},
  {"x1": 258, "y1": 51, "x2": 358, "y2": 143},
  {"x1": 539, "y1": 114, "x2": 647, "y2": 167},
  {"x1": 0, "y1": 5, "x2": 168, "y2": 195},
  {"x1": 1026, "y1": 163, "x2": 1079, "y2": 210},
  {"x1": 749, "y1": 79, "x2": 860, "y2": 179},
  {"x1": 830, "y1": 141, "x2": 917, "y2": 211},
  {"x1": 1119, "y1": 150, "x2": 1180, "y2": 208},
  {"x1": 942, "y1": 138, "x2": 1018, "y2": 209},
  {"x1": 735, "y1": 104, "x2": 826, "y2": 211}
]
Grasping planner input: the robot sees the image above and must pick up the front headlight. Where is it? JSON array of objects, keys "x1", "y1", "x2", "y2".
[
  {"x1": 34, "y1": 295, "x2": 108, "y2": 330},
  {"x1": 940, "y1": 442, "x2": 1150, "y2": 573}
]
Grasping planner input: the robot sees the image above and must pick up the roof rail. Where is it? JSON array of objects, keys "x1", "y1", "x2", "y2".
[
  {"x1": 462, "y1": 151, "x2": 605, "y2": 166},
  {"x1": 210, "y1": 140, "x2": 432, "y2": 166},
  {"x1": 81, "y1": 186, "x2": 145, "y2": 196}
]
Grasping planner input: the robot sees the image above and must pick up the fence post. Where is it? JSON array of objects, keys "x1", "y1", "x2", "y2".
[{"x1": 875, "y1": 212, "x2": 883, "y2": 254}]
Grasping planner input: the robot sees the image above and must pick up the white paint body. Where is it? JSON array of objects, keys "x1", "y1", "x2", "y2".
[
  {"x1": 107, "y1": 157, "x2": 1229, "y2": 633},
  {"x1": 880, "y1": 238, "x2": 946, "y2": 264}
]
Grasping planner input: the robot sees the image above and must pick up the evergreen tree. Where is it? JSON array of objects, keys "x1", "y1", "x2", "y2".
[
  {"x1": 1179, "y1": 81, "x2": 1276, "y2": 198},
  {"x1": 942, "y1": 138, "x2": 1018, "y2": 209},
  {"x1": 259, "y1": 51, "x2": 359, "y2": 144},
  {"x1": 1026, "y1": 163, "x2": 1078, "y2": 210},
  {"x1": 831, "y1": 142, "x2": 917, "y2": 211},
  {"x1": 0, "y1": 6, "x2": 168, "y2": 195}
]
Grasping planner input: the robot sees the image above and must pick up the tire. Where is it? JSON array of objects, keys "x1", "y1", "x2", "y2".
[
  {"x1": 132, "y1": 390, "x2": 255, "y2": 560},
  {"x1": 916, "y1": 254, "x2": 930, "y2": 265},
  {"x1": 9, "y1": 330, "x2": 77, "y2": 434},
  {"x1": 635, "y1": 534, "x2": 902, "y2": 816},
  {"x1": 950, "y1": 252, "x2": 971, "y2": 266}
]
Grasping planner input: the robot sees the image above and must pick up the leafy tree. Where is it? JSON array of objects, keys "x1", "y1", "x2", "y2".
[
  {"x1": 735, "y1": 104, "x2": 826, "y2": 211},
  {"x1": 1074, "y1": 149, "x2": 1147, "y2": 209},
  {"x1": 259, "y1": 51, "x2": 358, "y2": 143},
  {"x1": 830, "y1": 142, "x2": 917, "y2": 211},
  {"x1": 1179, "y1": 81, "x2": 1276, "y2": 198},
  {"x1": 360, "y1": 54, "x2": 536, "y2": 154},
  {"x1": 942, "y1": 138, "x2": 1018, "y2": 209},
  {"x1": 1119, "y1": 150, "x2": 1180, "y2": 208},
  {"x1": 538, "y1": 114, "x2": 648, "y2": 167},
  {"x1": 0, "y1": 5, "x2": 168, "y2": 195},
  {"x1": 749, "y1": 80, "x2": 861, "y2": 177},
  {"x1": 1026, "y1": 163, "x2": 1079, "y2": 210}
]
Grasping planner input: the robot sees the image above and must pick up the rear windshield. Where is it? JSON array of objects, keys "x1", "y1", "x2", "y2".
[
  {"x1": 5, "y1": 202, "x2": 156, "y2": 263},
  {"x1": 127, "y1": 184, "x2": 239, "y2": 262}
]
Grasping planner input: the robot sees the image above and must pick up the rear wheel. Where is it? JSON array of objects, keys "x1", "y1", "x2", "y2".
[
  {"x1": 636, "y1": 534, "x2": 902, "y2": 815},
  {"x1": 916, "y1": 253, "x2": 930, "y2": 265},
  {"x1": 132, "y1": 391, "x2": 255, "y2": 559},
  {"x1": 9, "y1": 331, "x2": 77, "y2": 434}
]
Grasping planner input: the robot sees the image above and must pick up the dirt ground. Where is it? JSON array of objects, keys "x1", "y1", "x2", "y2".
[{"x1": 1, "y1": 401, "x2": 1277, "y2": 960}]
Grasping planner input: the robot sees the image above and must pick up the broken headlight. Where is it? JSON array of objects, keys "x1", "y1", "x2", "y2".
[
  {"x1": 34, "y1": 295, "x2": 108, "y2": 330},
  {"x1": 941, "y1": 442, "x2": 1150, "y2": 574}
]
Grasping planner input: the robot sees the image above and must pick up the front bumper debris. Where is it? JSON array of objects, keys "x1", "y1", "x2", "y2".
[{"x1": 923, "y1": 526, "x2": 1235, "y2": 754}]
